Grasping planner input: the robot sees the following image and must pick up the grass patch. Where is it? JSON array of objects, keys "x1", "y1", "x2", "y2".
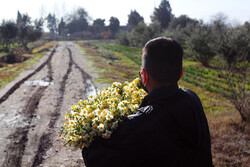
[
  {"x1": 76, "y1": 41, "x2": 139, "y2": 85},
  {"x1": 95, "y1": 42, "x2": 142, "y2": 66},
  {"x1": 32, "y1": 41, "x2": 55, "y2": 54},
  {"x1": 0, "y1": 41, "x2": 57, "y2": 89},
  {"x1": 0, "y1": 52, "x2": 7, "y2": 57},
  {"x1": 182, "y1": 61, "x2": 250, "y2": 98}
]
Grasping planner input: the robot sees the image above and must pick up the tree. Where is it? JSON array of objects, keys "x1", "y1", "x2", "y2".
[
  {"x1": 92, "y1": 18, "x2": 106, "y2": 34},
  {"x1": 58, "y1": 18, "x2": 66, "y2": 36},
  {"x1": 76, "y1": 8, "x2": 89, "y2": 21},
  {"x1": 212, "y1": 22, "x2": 250, "y2": 123},
  {"x1": 217, "y1": 58, "x2": 249, "y2": 123},
  {"x1": 119, "y1": 21, "x2": 161, "y2": 48},
  {"x1": 186, "y1": 22, "x2": 215, "y2": 67},
  {"x1": 211, "y1": 15, "x2": 249, "y2": 68},
  {"x1": 100, "y1": 30, "x2": 111, "y2": 39},
  {"x1": 168, "y1": 15, "x2": 198, "y2": 30},
  {"x1": 16, "y1": 11, "x2": 43, "y2": 50},
  {"x1": 29, "y1": 18, "x2": 43, "y2": 42},
  {"x1": 145, "y1": 21, "x2": 162, "y2": 41},
  {"x1": 129, "y1": 21, "x2": 148, "y2": 47},
  {"x1": 127, "y1": 10, "x2": 144, "y2": 27},
  {"x1": 46, "y1": 13, "x2": 57, "y2": 38},
  {"x1": 151, "y1": 0, "x2": 172, "y2": 29},
  {"x1": 117, "y1": 31, "x2": 130, "y2": 46},
  {"x1": 0, "y1": 20, "x2": 18, "y2": 49},
  {"x1": 109, "y1": 17, "x2": 120, "y2": 35},
  {"x1": 66, "y1": 8, "x2": 89, "y2": 34},
  {"x1": 16, "y1": 12, "x2": 32, "y2": 50}
]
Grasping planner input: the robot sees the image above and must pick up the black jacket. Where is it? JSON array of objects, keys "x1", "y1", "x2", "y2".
[{"x1": 82, "y1": 84, "x2": 213, "y2": 167}]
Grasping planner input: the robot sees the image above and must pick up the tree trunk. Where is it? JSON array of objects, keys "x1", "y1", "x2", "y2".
[
  {"x1": 21, "y1": 41, "x2": 29, "y2": 51},
  {"x1": 241, "y1": 108, "x2": 250, "y2": 123},
  {"x1": 200, "y1": 55, "x2": 209, "y2": 67}
]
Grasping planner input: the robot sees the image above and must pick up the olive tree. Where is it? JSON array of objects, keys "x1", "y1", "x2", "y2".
[
  {"x1": 16, "y1": 11, "x2": 43, "y2": 50},
  {"x1": 213, "y1": 22, "x2": 250, "y2": 123},
  {"x1": 0, "y1": 20, "x2": 18, "y2": 49},
  {"x1": 185, "y1": 22, "x2": 215, "y2": 67}
]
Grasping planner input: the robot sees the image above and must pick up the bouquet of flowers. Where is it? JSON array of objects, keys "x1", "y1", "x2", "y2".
[{"x1": 59, "y1": 78, "x2": 146, "y2": 149}]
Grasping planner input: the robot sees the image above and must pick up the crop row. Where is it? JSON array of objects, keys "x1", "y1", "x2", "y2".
[
  {"x1": 183, "y1": 66, "x2": 228, "y2": 84},
  {"x1": 95, "y1": 43, "x2": 249, "y2": 97},
  {"x1": 182, "y1": 65, "x2": 250, "y2": 98},
  {"x1": 182, "y1": 71, "x2": 232, "y2": 96},
  {"x1": 96, "y1": 43, "x2": 142, "y2": 65}
]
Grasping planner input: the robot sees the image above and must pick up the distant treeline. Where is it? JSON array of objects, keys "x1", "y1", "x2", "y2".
[
  {"x1": 0, "y1": 11, "x2": 43, "y2": 51},
  {"x1": 45, "y1": 8, "x2": 121, "y2": 40},
  {"x1": 0, "y1": 0, "x2": 249, "y2": 68},
  {"x1": 117, "y1": 0, "x2": 249, "y2": 69}
]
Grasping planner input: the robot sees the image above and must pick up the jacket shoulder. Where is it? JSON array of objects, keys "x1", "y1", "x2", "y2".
[{"x1": 127, "y1": 105, "x2": 153, "y2": 120}]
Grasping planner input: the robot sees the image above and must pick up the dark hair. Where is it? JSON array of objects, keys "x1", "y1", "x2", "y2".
[{"x1": 142, "y1": 37, "x2": 183, "y2": 84}]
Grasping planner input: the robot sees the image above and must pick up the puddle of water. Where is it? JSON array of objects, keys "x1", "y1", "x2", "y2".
[
  {"x1": 0, "y1": 113, "x2": 5, "y2": 120},
  {"x1": 31, "y1": 114, "x2": 40, "y2": 123},
  {"x1": 85, "y1": 79, "x2": 97, "y2": 98},
  {"x1": 25, "y1": 80, "x2": 54, "y2": 87},
  {"x1": 1, "y1": 112, "x2": 41, "y2": 128},
  {"x1": 1, "y1": 113, "x2": 28, "y2": 128}
]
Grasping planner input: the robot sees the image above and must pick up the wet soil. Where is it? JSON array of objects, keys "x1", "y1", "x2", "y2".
[{"x1": 0, "y1": 42, "x2": 97, "y2": 167}]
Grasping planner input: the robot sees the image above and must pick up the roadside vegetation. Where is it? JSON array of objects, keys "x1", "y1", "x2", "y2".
[
  {"x1": 0, "y1": 10, "x2": 57, "y2": 90},
  {"x1": 75, "y1": 41, "x2": 139, "y2": 84},
  {"x1": 0, "y1": 41, "x2": 56, "y2": 89}
]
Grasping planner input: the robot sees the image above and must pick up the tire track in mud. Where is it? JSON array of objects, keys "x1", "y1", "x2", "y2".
[
  {"x1": 1, "y1": 45, "x2": 57, "y2": 167},
  {"x1": 31, "y1": 46, "x2": 96, "y2": 166},
  {"x1": 69, "y1": 47, "x2": 96, "y2": 98},
  {"x1": 0, "y1": 44, "x2": 58, "y2": 105},
  {"x1": 2, "y1": 86, "x2": 48, "y2": 167},
  {"x1": 31, "y1": 47, "x2": 73, "y2": 167}
]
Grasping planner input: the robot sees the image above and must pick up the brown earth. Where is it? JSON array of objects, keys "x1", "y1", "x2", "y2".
[{"x1": 0, "y1": 42, "x2": 101, "y2": 167}]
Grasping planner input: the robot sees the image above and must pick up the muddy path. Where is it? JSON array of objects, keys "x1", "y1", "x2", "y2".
[{"x1": 0, "y1": 42, "x2": 97, "y2": 167}]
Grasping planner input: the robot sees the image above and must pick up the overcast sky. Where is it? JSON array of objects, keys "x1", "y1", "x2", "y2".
[{"x1": 0, "y1": 0, "x2": 249, "y2": 25}]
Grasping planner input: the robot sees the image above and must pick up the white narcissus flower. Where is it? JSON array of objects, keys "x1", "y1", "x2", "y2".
[
  {"x1": 106, "y1": 113, "x2": 113, "y2": 120},
  {"x1": 111, "y1": 121, "x2": 118, "y2": 129},
  {"x1": 92, "y1": 123, "x2": 98, "y2": 131},
  {"x1": 90, "y1": 131, "x2": 97, "y2": 137},
  {"x1": 80, "y1": 130, "x2": 85, "y2": 135},
  {"x1": 104, "y1": 122, "x2": 111, "y2": 129},
  {"x1": 83, "y1": 134, "x2": 90, "y2": 141},
  {"x1": 98, "y1": 113, "x2": 105, "y2": 121},
  {"x1": 83, "y1": 122, "x2": 90, "y2": 129},
  {"x1": 98, "y1": 123, "x2": 105, "y2": 132},
  {"x1": 60, "y1": 78, "x2": 146, "y2": 149},
  {"x1": 103, "y1": 130, "x2": 112, "y2": 139}
]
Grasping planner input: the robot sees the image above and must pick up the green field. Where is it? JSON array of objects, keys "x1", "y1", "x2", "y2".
[
  {"x1": 79, "y1": 41, "x2": 249, "y2": 97},
  {"x1": 76, "y1": 40, "x2": 240, "y2": 113}
]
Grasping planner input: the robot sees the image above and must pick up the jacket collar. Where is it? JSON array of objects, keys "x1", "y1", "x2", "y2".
[{"x1": 140, "y1": 83, "x2": 180, "y2": 107}]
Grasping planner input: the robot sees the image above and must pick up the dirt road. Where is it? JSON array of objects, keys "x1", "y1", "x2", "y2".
[{"x1": 0, "y1": 42, "x2": 98, "y2": 167}]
